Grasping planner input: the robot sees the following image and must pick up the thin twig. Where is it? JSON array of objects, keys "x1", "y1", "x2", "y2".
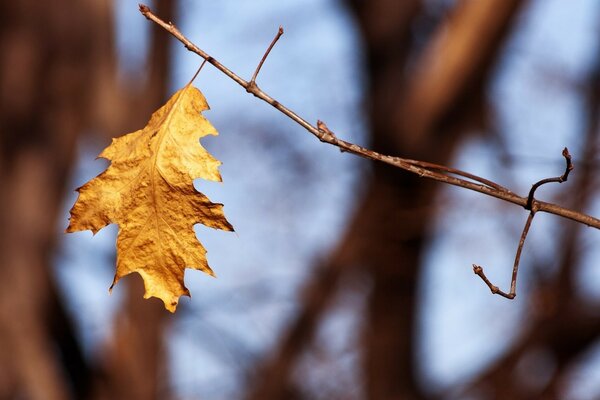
[
  {"x1": 473, "y1": 210, "x2": 535, "y2": 299},
  {"x1": 404, "y1": 158, "x2": 512, "y2": 193},
  {"x1": 473, "y1": 148, "x2": 573, "y2": 299},
  {"x1": 251, "y1": 26, "x2": 284, "y2": 84},
  {"x1": 138, "y1": 4, "x2": 600, "y2": 230},
  {"x1": 526, "y1": 147, "x2": 574, "y2": 210}
]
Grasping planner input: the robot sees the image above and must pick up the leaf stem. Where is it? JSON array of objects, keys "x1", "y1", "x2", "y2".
[{"x1": 188, "y1": 59, "x2": 208, "y2": 86}]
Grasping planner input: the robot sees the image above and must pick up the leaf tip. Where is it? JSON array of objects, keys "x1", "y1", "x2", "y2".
[
  {"x1": 166, "y1": 301, "x2": 178, "y2": 313},
  {"x1": 161, "y1": 293, "x2": 184, "y2": 313},
  {"x1": 108, "y1": 275, "x2": 119, "y2": 294}
]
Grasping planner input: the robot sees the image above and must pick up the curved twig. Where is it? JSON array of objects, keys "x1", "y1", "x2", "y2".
[
  {"x1": 473, "y1": 210, "x2": 536, "y2": 299},
  {"x1": 526, "y1": 147, "x2": 573, "y2": 210},
  {"x1": 473, "y1": 149, "x2": 573, "y2": 299}
]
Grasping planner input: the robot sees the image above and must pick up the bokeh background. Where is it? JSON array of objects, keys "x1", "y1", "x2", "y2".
[{"x1": 2, "y1": 0, "x2": 600, "y2": 399}]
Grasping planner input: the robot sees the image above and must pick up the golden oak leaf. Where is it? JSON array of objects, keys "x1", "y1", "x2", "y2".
[{"x1": 67, "y1": 84, "x2": 233, "y2": 312}]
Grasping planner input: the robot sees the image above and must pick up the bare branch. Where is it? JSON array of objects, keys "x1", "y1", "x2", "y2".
[
  {"x1": 138, "y1": 4, "x2": 600, "y2": 231},
  {"x1": 251, "y1": 26, "x2": 284, "y2": 84}
]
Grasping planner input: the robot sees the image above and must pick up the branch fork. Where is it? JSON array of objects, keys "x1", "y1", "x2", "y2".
[
  {"x1": 316, "y1": 120, "x2": 338, "y2": 143},
  {"x1": 473, "y1": 148, "x2": 573, "y2": 299}
]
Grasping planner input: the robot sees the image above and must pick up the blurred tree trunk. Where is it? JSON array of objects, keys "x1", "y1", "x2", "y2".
[
  {"x1": 460, "y1": 37, "x2": 600, "y2": 400},
  {"x1": 0, "y1": 0, "x2": 174, "y2": 398},
  {"x1": 0, "y1": 1, "x2": 98, "y2": 397},
  {"x1": 352, "y1": 2, "x2": 526, "y2": 398},
  {"x1": 246, "y1": 1, "x2": 527, "y2": 399}
]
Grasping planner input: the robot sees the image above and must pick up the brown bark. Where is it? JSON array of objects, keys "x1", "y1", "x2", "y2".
[
  {"x1": 0, "y1": 1, "x2": 176, "y2": 398},
  {"x1": 0, "y1": 0, "x2": 97, "y2": 398}
]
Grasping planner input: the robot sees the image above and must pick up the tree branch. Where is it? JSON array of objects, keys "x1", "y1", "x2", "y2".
[
  {"x1": 138, "y1": 4, "x2": 600, "y2": 231},
  {"x1": 473, "y1": 149, "x2": 574, "y2": 299}
]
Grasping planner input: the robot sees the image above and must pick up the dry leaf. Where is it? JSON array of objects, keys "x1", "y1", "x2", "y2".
[{"x1": 67, "y1": 84, "x2": 233, "y2": 312}]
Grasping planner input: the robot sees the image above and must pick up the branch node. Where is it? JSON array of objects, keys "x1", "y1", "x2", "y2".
[
  {"x1": 317, "y1": 120, "x2": 337, "y2": 143},
  {"x1": 246, "y1": 81, "x2": 260, "y2": 96},
  {"x1": 251, "y1": 25, "x2": 284, "y2": 84}
]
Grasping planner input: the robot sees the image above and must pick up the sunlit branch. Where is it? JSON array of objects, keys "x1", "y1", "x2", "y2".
[{"x1": 138, "y1": 5, "x2": 600, "y2": 236}]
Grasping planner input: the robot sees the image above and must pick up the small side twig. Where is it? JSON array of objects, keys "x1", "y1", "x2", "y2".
[
  {"x1": 405, "y1": 159, "x2": 512, "y2": 193},
  {"x1": 250, "y1": 26, "x2": 284, "y2": 84},
  {"x1": 526, "y1": 147, "x2": 573, "y2": 210},
  {"x1": 473, "y1": 148, "x2": 574, "y2": 299},
  {"x1": 316, "y1": 120, "x2": 337, "y2": 141}
]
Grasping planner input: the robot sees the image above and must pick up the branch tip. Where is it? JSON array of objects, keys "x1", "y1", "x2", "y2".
[
  {"x1": 473, "y1": 264, "x2": 515, "y2": 299},
  {"x1": 526, "y1": 146, "x2": 574, "y2": 210},
  {"x1": 251, "y1": 25, "x2": 285, "y2": 83},
  {"x1": 139, "y1": 3, "x2": 151, "y2": 15},
  {"x1": 472, "y1": 210, "x2": 534, "y2": 300}
]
